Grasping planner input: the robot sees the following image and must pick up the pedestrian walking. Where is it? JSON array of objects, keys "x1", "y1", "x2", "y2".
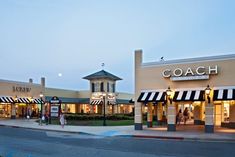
[
  {"x1": 60, "y1": 113, "x2": 65, "y2": 128},
  {"x1": 183, "y1": 107, "x2": 189, "y2": 125},
  {"x1": 176, "y1": 109, "x2": 183, "y2": 125}
]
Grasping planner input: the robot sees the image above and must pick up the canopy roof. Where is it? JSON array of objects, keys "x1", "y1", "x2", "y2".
[{"x1": 83, "y1": 70, "x2": 122, "y2": 81}]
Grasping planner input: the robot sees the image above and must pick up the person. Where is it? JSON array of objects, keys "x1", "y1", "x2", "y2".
[
  {"x1": 176, "y1": 109, "x2": 183, "y2": 125},
  {"x1": 60, "y1": 113, "x2": 65, "y2": 128},
  {"x1": 39, "y1": 111, "x2": 42, "y2": 125},
  {"x1": 183, "y1": 107, "x2": 189, "y2": 125},
  {"x1": 45, "y1": 112, "x2": 49, "y2": 125}
]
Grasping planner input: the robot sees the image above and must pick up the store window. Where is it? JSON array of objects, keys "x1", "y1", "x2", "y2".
[
  {"x1": 94, "y1": 82, "x2": 100, "y2": 92},
  {"x1": 100, "y1": 82, "x2": 104, "y2": 92}
]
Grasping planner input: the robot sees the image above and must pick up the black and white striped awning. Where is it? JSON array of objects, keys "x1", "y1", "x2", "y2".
[
  {"x1": 173, "y1": 90, "x2": 205, "y2": 101},
  {"x1": 17, "y1": 98, "x2": 31, "y2": 104},
  {"x1": 90, "y1": 100, "x2": 103, "y2": 105},
  {"x1": 0, "y1": 96, "x2": 14, "y2": 103},
  {"x1": 137, "y1": 91, "x2": 166, "y2": 103},
  {"x1": 32, "y1": 98, "x2": 44, "y2": 104},
  {"x1": 213, "y1": 89, "x2": 235, "y2": 101}
]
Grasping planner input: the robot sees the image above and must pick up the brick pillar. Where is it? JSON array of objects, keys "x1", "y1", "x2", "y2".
[
  {"x1": 167, "y1": 100, "x2": 176, "y2": 131},
  {"x1": 205, "y1": 94, "x2": 214, "y2": 133},
  {"x1": 11, "y1": 103, "x2": 16, "y2": 119},
  {"x1": 135, "y1": 102, "x2": 143, "y2": 130},
  {"x1": 157, "y1": 102, "x2": 163, "y2": 124}
]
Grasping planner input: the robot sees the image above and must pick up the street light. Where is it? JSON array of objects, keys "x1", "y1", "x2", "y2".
[
  {"x1": 205, "y1": 85, "x2": 211, "y2": 103},
  {"x1": 100, "y1": 93, "x2": 107, "y2": 126},
  {"x1": 39, "y1": 92, "x2": 43, "y2": 124}
]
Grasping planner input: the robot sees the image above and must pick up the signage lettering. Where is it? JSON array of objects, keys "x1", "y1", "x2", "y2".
[
  {"x1": 13, "y1": 86, "x2": 31, "y2": 93},
  {"x1": 162, "y1": 65, "x2": 218, "y2": 81}
]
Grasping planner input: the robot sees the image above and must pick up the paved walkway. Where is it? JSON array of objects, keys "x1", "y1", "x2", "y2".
[{"x1": 1, "y1": 119, "x2": 235, "y2": 142}]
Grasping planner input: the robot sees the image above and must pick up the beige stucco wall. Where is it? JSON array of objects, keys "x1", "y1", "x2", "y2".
[
  {"x1": 45, "y1": 87, "x2": 78, "y2": 98},
  {"x1": 78, "y1": 90, "x2": 90, "y2": 98},
  {"x1": 117, "y1": 92, "x2": 134, "y2": 100},
  {"x1": 0, "y1": 79, "x2": 44, "y2": 98},
  {"x1": 135, "y1": 51, "x2": 235, "y2": 93}
]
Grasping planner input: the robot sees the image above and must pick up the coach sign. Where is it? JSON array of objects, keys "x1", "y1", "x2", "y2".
[{"x1": 162, "y1": 65, "x2": 218, "y2": 81}]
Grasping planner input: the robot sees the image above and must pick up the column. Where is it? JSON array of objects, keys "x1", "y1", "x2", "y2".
[
  {"x1": 11, "y1": 103, "x2": 16, "y2": 119},
  {"x1": 167, "y1": 101, "x2": 176, "y2": 131},
  {"x1": 205, "y1": 95, "x2": 214, "y2": 133},
  {"x1": 229, "y1": 102, "x2": 235, "y2": 128},
  {"x1": 157, "y1": 102, "x2": 163, "y2": 125},
  {"x1": 153, "y1": 105, "x2": 157, "y2": 122},
  {"x1": 135, "y1": 102, "x2": 143, "y2": 130},
  {"x1": 114, "y1": 105, "x2": 118, "y2": 114},
  {"x1": 90, "y1": 105, "x2": 94, "y2": 114},
  {"x1": 147, "y1": 103, "x2": 153, "y2": 127}
]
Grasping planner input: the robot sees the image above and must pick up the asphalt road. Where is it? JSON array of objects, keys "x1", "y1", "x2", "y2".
[{"x1": 0, "y1": 126, "x2": 235, "y2": 157}]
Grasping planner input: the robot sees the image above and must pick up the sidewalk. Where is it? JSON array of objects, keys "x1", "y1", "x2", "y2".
[{"x1": 1, "y1": 119, "x2": 235, "y2": 142}]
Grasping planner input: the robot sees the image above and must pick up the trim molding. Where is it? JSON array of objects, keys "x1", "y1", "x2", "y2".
[{"x1": 142, "y1": 54, "x2": 235, "y2": 67}]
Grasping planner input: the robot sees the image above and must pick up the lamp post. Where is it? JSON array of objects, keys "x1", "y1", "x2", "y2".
[
  {"x1": 205, "y1": 85, "x2": 211, "y2": 103},
  {"x1": 101, "y1": 93, "x2": 107, "y2": 126},
  {"x1": 39, "y1": 93, "x2": 43, "y2": 124}
]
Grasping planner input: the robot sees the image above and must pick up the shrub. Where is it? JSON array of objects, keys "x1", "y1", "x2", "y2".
[{"x1": 65, "y1": 114, "x2": 134, "y2": 121}]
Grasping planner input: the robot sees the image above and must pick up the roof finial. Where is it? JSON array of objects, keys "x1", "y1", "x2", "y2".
[{"x1": 101, "y1": 63, "x2": 105, "y2": 70}]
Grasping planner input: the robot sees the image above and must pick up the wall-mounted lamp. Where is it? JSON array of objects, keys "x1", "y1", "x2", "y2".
[
  {"x1": 205, "y1": 85, "x2": 211, "y2": 103},
  {"x1": 166, "y1": 86, "x2": 173, "y2": 104}
]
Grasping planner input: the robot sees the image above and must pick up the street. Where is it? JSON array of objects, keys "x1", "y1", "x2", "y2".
[{"x1": 0, "y1": 126, "x2": 234, "y2": 157}]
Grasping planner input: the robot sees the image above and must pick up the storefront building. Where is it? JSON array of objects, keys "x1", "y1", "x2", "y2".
[
  {"x1": 0, "y1": 70, "x2": 134, "y2": 119},
  {"x1": 134, "y1": 50, "x2": 235, "y2": 133},
  {"x1": 0, "y1": 78, "x2": 45, "y2": 119}
]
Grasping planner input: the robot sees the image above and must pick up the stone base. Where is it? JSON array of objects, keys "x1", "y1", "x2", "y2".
[
  {"x1": 194, "y1": 120, "x2": 205, "y2": 125},
  {"x1": 147, "y1": 121, "x2": 153, "y2": 128},
  {"x1": 167, "y1": 124, "x2": 176, "y2": 131},
  {"x1": 11, "y1": 115, "x2": 16, "y2": 119},
  {"x1": 205, "y1": 125, "x2": 214, "y2": 133},
  {"x1": 135, "y1": 123, "x2": 143, "y2": 130}
]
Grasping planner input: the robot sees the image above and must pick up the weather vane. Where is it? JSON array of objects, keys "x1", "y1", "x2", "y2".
[{"x1": 101, "y1": 63, "x2": 105, "y2": 70}]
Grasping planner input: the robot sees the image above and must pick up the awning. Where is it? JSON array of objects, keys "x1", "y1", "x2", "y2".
[
  {"x1": 173, "y1": 90, "x2": 205, "y2": 101},
  {"x1": 137, "y1": 91, "x2": 166, "y2": 103},
  {"x1": 32, "y1": 98, "x2": 44, "y2": 104},
  {"x1": 90, "y1": 100, "x2": 103, "y2": 105},
  {"x1": 213, "y1": 89, "x2": 235, "y2": 101},
  {"x1": 17, "y1": 98, "x2": 31, "y2": 104},
  {"x1": 0, "y1": 96, "x2": 14, "y2": 103}
]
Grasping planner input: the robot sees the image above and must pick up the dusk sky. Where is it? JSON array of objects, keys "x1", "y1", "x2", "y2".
[{"x1": 1, "y1": 0, "x2": 235, "y2": 93}]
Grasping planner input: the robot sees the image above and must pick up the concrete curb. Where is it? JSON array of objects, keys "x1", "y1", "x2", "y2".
[{"x1": 1, "y1": 124, "x2": 235, "y2": 142}]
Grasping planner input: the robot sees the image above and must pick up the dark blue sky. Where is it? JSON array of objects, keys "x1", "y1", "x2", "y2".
[{"x1": 1, "y1": 0, "x2": 235, "y2": 93}]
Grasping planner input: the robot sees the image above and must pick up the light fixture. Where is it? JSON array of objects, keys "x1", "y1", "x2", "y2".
[
  {"x1": 39, "y1": 92, "x2": 43, "y2": 98},
  {"x1": 205, "y1": 85, "x2": 211, "y2": 96},
  {"x1": 166, "y1": 86, "x2": 172, "y2": 97}
]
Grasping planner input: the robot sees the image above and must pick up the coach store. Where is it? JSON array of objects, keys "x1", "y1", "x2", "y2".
[{"x1": 134, "y1": 50, "x2": 235, "y2": 133}]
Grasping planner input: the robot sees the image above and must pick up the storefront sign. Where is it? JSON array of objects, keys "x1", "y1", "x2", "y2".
[
  {"x1": 13, "y1": 86, "x2": 31, "y2": 93},
  {"x1": 50, "y1": 96, "x2": 61, "y2": 117},
  {"x1": 162, "y1": 65, "x2": 218, "y2": 81}
]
